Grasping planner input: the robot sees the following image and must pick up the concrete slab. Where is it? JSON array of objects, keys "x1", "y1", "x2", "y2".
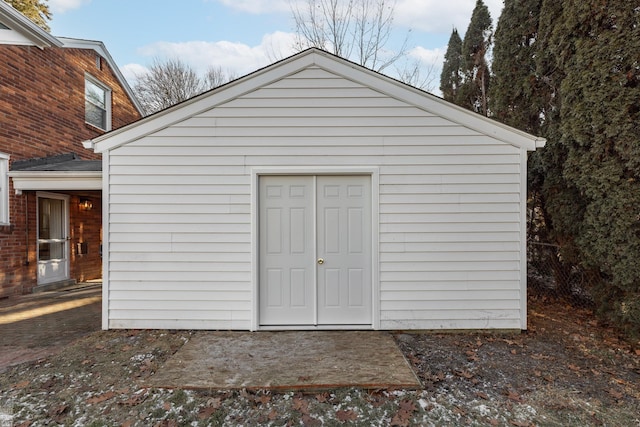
[{"x1": 148, "y1": 331, "x2": 421, "y2": 391}]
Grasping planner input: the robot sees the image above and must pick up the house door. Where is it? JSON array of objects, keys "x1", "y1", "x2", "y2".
[
  {"x1": 37, "y1": 194, "x2": 69, "y2": 285},
  {"x1": 259, "y1": 175, "x2": 371, "y2": 327}
]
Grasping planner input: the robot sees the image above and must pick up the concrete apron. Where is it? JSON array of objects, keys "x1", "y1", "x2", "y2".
[{"x1": 148, "y1": 331, "x2": 421, "y2": 391}]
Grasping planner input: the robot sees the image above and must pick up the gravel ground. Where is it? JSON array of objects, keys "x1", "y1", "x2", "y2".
[{"x1": 0, "y1": 296, "x2": 638, "y2": 426}]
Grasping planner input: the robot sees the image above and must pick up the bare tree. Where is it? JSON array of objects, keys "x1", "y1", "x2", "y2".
[
  {"x1": 203, "y1": 66, "x2": 238, "y2": 90},
  {"x1": 395, "y1": 56, "x2": 437, "y2": 91},
  {"x1": 290, "y1": 0, "x2": 409, "y2": 73},
  {"x1": 133, "y1": 58, "x2": 235, "y2": 115}
]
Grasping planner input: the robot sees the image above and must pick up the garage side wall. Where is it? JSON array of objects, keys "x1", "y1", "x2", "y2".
[{"x1": 106, "y1": 66, "x2": 524, "y2": 330}]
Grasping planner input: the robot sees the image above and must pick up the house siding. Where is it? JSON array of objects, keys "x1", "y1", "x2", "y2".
[{"x1": 106, "y1": 66, "x2": 524, "y2": 330}]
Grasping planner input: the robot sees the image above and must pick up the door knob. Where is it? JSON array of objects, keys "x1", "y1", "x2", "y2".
[{"x1": 317, "y1": 258, "x2": 324, "y2": 265}]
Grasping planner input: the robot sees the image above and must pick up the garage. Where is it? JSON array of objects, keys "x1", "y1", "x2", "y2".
[{"x1": 86, "y1": 48, "x2": 545, "y2": 331}]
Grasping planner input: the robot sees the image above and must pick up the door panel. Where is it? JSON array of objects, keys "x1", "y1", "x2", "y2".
[
  {"x1": 259, "y1": 177, "x2": 315, "y2": 325},
  {"x1": 316, "y1": 176, "x2": 371, "y2": 324},
  {"x1": 259, "y1": 175, "x2": 371, "y2": 327}
]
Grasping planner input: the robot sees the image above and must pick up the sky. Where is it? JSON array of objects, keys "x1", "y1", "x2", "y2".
[{"x1": 47, "y1": 0, "x2": 504, "y2": 94}]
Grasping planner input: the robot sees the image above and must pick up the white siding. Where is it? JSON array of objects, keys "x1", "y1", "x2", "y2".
[{"x1": 106, "y1": 66, "x2": 525, "y2": 330}]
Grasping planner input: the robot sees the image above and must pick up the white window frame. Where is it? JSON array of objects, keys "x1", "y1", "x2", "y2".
[
  {"x1": 85, "y1": 74, "x2": 111, "y2": 131},
  {"x1": 0, "y1": 153, "x2": 9, "y2": 225}
]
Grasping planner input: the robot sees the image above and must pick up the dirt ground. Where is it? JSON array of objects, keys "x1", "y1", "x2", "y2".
[{"x1": 0, "y1": 296, "x2": 638, "y2": 426}]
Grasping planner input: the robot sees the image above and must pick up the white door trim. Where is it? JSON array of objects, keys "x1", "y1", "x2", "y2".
[{"x1": 251, "y1": 167, "x2": 379, "y2": 331}]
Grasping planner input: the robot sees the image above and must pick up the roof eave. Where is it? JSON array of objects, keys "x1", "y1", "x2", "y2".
[
  {"x1": 0, "y1": 1, "x2": 62, "y2": 49},
  {"x1": 308, "y1": 50, "x2": 546, "y2": 151},
  {"x1": 89, "y1": 51, "x2": 320, "y2": 153},
  {"x1": 8, "y1": 170, "x2": 102, "y2": 192}
]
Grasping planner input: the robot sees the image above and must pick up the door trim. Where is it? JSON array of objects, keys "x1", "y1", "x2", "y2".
[
  {"x1": 251, "y1": 167, "x2": 379, "y2": 331},
  {"x1": 36, "y1": 191, "x2": 70, "y2": 285}
]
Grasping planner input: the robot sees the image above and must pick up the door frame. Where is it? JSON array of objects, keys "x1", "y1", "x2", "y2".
[
  {"x1": 251, "y1": 167, "x2": 380, "y2": 331},
  {"x1": 36, "y1": 191, "x2": 70, "y2": 285}
]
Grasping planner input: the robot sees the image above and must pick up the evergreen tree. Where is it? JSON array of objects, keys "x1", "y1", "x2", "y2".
[
  {"x1": 557, "y1": 0, "x2": 640, "y2": 336},
  {"x1": 528, "y1": 0, "x2": 588, "y2": 300},
  {"x1": 489, "y1": 0, "x2": 640, "y2": 337},
  {"x1": 457, "y1": 0, "x2": 492, "y2": 115},
  {"x1": 3, "y1": 0, "x2": 51, "y2": 32},
  {"x1": 527, "y1": 0, "x2": 587, "y2": 294},
  {"x1": 439, "y1": 28, "x2": 462, "y2": 102},
  {"x1": 489, "y1": 0, "x2": 542, "y2": 134}
]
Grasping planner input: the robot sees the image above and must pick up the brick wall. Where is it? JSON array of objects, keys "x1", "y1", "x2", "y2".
[
  {"x1": 68, "y1": 192, "x2": 103, "y2": 282},
  {"x1": 0, "y1": 44, "x2": 141, "y2": 296},
  {"x1": 0, "y1": 184, "x2": 34, "y2": 296},
  {"x1": 0, "y1": 45, "x2": 140, "y2": 162}
]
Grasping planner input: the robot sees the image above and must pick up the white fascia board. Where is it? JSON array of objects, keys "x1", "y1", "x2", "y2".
[
  {"x1": 8, "y1": 171, "x2": 102, "y2": 191},
  {"x1": 91, "y1": 52, "x2": 318, "y2": 153},
  {"x1": 309, "y1": 50, "x2": 546, "y2": 151},
  {"x1": 0, "y1": 1, "x2": 62, "y2": 48},
  {"x1": 58, "y1": 37, "x2": 144, "y2": 116}
]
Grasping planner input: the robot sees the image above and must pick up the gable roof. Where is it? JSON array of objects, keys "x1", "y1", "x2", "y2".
[
  {"x1": 0, "y1": 2, "x2": 143, "y2": 114},
  {"x1": 87, "y1": 48, "x2": 546, "y2": 153},
  {"x1": 58, "y1": 37, "x2": 143, "y2": 114}
]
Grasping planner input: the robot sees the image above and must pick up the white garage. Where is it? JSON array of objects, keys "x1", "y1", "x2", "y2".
[{"x1": 87, "y1": 48, "x2": 545, "y2": 331}]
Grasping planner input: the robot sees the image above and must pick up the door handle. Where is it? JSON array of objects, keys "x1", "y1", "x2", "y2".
[{"x1": 317, "y1": 258, "x2": 324, "y2": 265}]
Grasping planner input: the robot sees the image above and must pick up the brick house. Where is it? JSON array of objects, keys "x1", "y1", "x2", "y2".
[{"x1": 0, "y1": 2, "x2": 142, "y2": 297}]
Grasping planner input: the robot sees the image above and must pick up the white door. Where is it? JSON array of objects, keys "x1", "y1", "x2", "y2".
[
  {"x1": 316, "y1": 176, "x2": 372, "y2": 324},
  {"x1": 259, "y1": 175, "x2": 371, "y2": 327},
  {"x1": 37, "y1": 194, "x2": 69, "y2": 285}
]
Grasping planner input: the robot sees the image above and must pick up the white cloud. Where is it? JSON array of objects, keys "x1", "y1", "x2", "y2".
[
  {"x1": 133, "y1": 31, "x2": 299, "y2": 79},
  {"x1": 213, "y1": 0, "x2": 291, "y2": 14},
  {"x1": 48, "y1": 0, "x2": 92, "y2": 14},
  {"x1": 395, "y1": 0, "x2": 504, "y2": 34},
  {"x1": 407, "y1": 45, "x2": 445, "y2": 94},
  {"x1": 120, "y1": 63, "x2": 149, "y2": 86},
  {"x1": 410, "y1": 45, "x2": 443, "y2": 66}
]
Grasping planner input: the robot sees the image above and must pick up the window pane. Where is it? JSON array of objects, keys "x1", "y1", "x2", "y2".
[
  {"x1": 39, "y1": 242, "x2": 65, "y2": 260},
  {"x1": 85, "y1": 78, "x2": 109, "y2": 129},
  {"x1": 85, "y1": 80, "x2": 106, "y2": 109},
  {"x1": 85, "y1": 100, "x2": 107, "y2": 129}
]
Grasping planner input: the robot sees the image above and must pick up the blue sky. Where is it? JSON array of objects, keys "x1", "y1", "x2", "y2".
[{"x1": 47, "y1": 0, "x2": 504, "y2": 93}]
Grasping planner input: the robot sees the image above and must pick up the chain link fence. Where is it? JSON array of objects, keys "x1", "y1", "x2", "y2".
[{"x1": 527, "y1": 240, "x2": 596, "y2": 309}]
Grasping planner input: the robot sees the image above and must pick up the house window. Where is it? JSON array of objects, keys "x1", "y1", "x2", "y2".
[
  {"x1": 0, "y1": 22, "x2": 9, "y2": 30},
  {"x1": 85, "y1": 75, "x2": 111, "y2": 131},
  {"x1": 0, "y1": 153, "x2": 9, "y2": 225}
]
